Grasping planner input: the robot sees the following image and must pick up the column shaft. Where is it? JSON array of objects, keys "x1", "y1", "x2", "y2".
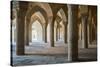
[
  {"x1": 29, "y1": 26, "x2": 32, "y2": 42},
  {"x1": 43, "y1": 26, "x2": 47, "y2": 43},
  {"x1": 50, "y1": 20, "x2": 54, "y2": 47},
  {"x1": 25, "y1": 22, "x2": 29, "y2": 46},
  {"x1": 88, "y1": 10, "x2": 92, "y2": 44},
  {"x1": 67, "y1": 5, "x2": 78, "y2": 61},
  {"x1": 88, "y1": 23, "x2": 92, "y2": 44},
  {"x1": 82, "y1": 16, "x2": 88, "y2": 48},
  {"x1": 56, "y1": 28, "x2": 58, "y2": 41},
  {"x1": 16, "y1": 10, "x2": 25, "y2": 55},
  {"x1": 64, "y1": 24, "x2": 67, "y2": 43},
  {"x1": 91, "y1": 17, "x2": 95, "y2": 41},
  {"x1": 58, "y1": 27, "x2": 60, "y2": 40}
]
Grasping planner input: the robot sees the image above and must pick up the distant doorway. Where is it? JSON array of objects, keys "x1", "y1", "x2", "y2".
[{"x1": 31, "y1": 20, "x2": 43, "y2": 42}]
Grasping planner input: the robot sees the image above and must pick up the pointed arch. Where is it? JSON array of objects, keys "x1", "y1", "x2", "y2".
[
  {"x1": 54, "y1": 8, "x2": 67, "y2": 43},
  {"x1": 26, "y1": 5, "x2": 48, "y2": 25},
  {"x1": 57, "y1": 8, "x2": 67, "y2": 23},
  {"x1": 28, "y1": 11, "x2": 46, "y2": 43},
  {"x1": 30, "y1": 11, "x2": 46, "y2": 28}
]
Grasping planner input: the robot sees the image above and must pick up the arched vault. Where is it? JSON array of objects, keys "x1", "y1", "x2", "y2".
[
  {"x1": 57, "y1": 8, "x2": 67, "y2": 23},
  {"x1": 30, "y1": 11, "x2": 46, "y2": 27},
  {"x1": 26, "y1": 3, "x2": 53, "y2": 26},
  {"x1": 26, "y1": 5, "x2": 48, "y2": 25},
  {"x1": 29, "y1": 11, "x2": 46, "y2": 30}
]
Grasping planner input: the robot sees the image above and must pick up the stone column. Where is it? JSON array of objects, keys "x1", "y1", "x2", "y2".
[
  {"x1": 89, "y1": 22, "x2": 92, "y2": 44},
  {"x1": 16, "y1": 9, "x2": 25, "y2": 55},
  {"x1": 64, "y1": 23, "x2": 67, "y2": 43},
  {"x1": 50, "y1": 19, "x2": 54, "y2": 47},
  {"x1": 91, "y1": 17, "x2": 95, "y2": 42},
  {"x1": 88, "y1": 10, "x2": 92, "y2": 44},
  {"x1": 58, "y1": 27, "x2": 60, "y2": 40},
  {"x1": 88, "y1": 23, "x2": 92, "y2": 44},
  {"x1": 29, "y1": 26, "x2": 32, "y2": 42},
  {"x1": 56, "y1": 27, "x2": 58, "y2": 41},
  {"x1": 67, "y1": 5, "x2": 79, "y2": 61},
  {"x1": 44, "y1": 27, "x2": 47, "y2": 43},
  {"x1": 16, "y1": 2, "x2": 28, "y2": 55},
  {"x1": 25, "y1": 20, "x2": 29, "y2": 46},
  {"x1": 43, "y1": 25, "x2": 47, "y2": 43},
  {"x1": 81, "y1": 24, "x2": 82, "y2": 40},
  {"x1": 79, "y1": 23, "x2": 82, "y2": 40},
  {"x1": 82, "y1": 16, "x2": 88, "y2": 48}
]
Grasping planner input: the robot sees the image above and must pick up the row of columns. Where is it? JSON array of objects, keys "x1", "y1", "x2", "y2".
[
  {"x1": 50, "y1": 17, "x2": 67, "y2": 47},
  {"x1": 16, "y1": 4, "x2": 82, "y2": 59},
  {"x1": 24, "y1": 9, "x2": 95, "y2": 48},
  {"x1": 55, "y1": 23, "x2": 67, "y2": 43},
  {"x1": 78, "y1": 9, "x2": 96, "y2": 48},
  {"x1": 27, "y1": 21, "x2": 67, "y2": 44},
  {"x1": 16, "y1": 3, "x2": 96, "y2": 61}
]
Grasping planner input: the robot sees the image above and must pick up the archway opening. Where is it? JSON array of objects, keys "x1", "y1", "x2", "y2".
[
  {"x1": 54, "y1": 20, "x2": 64, "y2": 43},
  {"x1": 54, "y1": 8, "x2": 66, "y2": 44},
  {"x1": 59, "y1": 21, "x2": 64, "y2": 42},
  {"x1": 31, "y1": 20, "x2": 43, "y2": 43}
]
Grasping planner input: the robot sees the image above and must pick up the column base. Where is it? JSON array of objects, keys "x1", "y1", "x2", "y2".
[
  {"x1": 64, "y1": 41, "x2": 67, "y2": 44},
  {"x1": 26, "y1": 44, "x2": 29, "y2": 46},
  {"x1": 82, "y1": 44, "x2": 88, "y2": 48},
  {"x1": 44, "y1": 41, "x2": 47, "y2": 43},
  {"x1": 51, "y1": 45, "x2": 54, "y2": 47},
  {"x1": 51, "y1": 43, "x2": 55, "y2": 47},
  {"x1": 16, "y1": 48, "x2": 25, "y2": 55},
  {"x1": 68, "y1": 57, "x2": 79, "y2": 62},
  {"x1": 16, "y1": 52, "x2": 25, "y2": 55}
]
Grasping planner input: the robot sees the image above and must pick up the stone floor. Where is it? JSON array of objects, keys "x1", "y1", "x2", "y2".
[{"x1": 11, "y1": 41, "x2": 97, "y2": 66}]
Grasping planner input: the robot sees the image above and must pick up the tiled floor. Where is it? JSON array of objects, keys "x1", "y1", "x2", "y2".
[{"x1": 11, "y1": 41, "x2": 97, "y2": 66}]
